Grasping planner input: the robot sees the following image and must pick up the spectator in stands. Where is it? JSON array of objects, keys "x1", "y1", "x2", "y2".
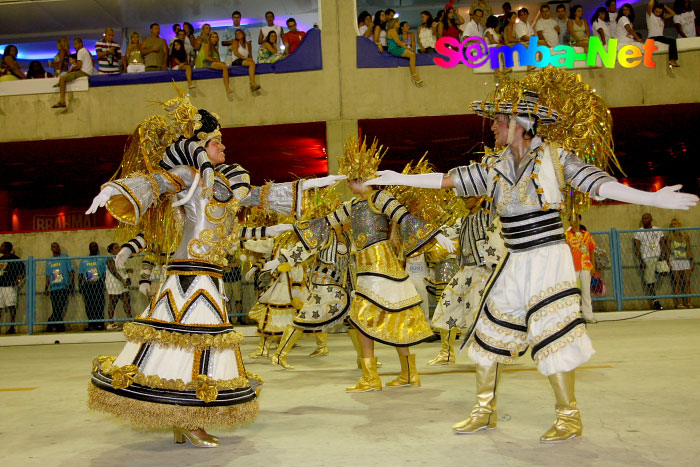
[
  {"x1": 182, "y1": 22, "x2": 198, "y2": 64},
  {"x1": 123, "y1": 31, "x2": 145, "y2": 72},
  {"x1": 471, "y1": 0, "x2": 493, "y2": 18},
  {"x1": 141, "y1": 23, "x2": 168, "y2": 71},
  {"x1": 201, "y1": 32, "x2": 233, "y2": 94},
  {"x1": 616, "y1": 3, "x2": 644, "y2": 46},
  {"x1": 284, "y1": 18, "x2": 306, "y2": 55},
  {"x1": 26, "y1": 60, "x2": 53, "y2": 79},
  {"x1": 555, "y1": 4, "x2": 570, "y2": 45},
  {"x1": 194, "y1": 23, "x2": 211, "y2": 69},
  {"x1": 96, "y1": 27, "x2": 121, "y2": 74},
  {"x1": 79, "y1": 242, "x2": 106, "y2": 331},
  {"x1": 463, "y1": 8, "x2": 485, "y2": 38},
  {"x1": 434, "y1": 10, "x2": 445, "y2": 36},
  {"x1": 565, "y1": 216, "x2": 597, "y2": 323},
  {"x1": 673, "y1": 0, "x2": 698, "y2": 37},
  {"x1": 503, "y1": 12, "x2": 519, "y2": 45},
  {"x1": 438, "y1": 5, "x2": 465, "y2": 42},
  {"x1": 170, "y1": 24, "x2": 181, "y2": 47},
  {"x1": 51, "y1": 38, "x2": 94, "y2": 108},
  {"x1": 484, "y1": 15, "x2": 502, "y2": 44},
  {"x1": 258, "y1": 30, "x2": 284, "y2": 64},
  {"x1": 399, "y1": 21, "x2": 416, "y2": 53},
  {"x1": 223, "y1": 255, "x2": 243, "y2": 322},
  {"x1": 568, "y1": 5, "x2": 590, "y2": 51},
  {"x1": 515, "y1": 8, "x2": 536, "y2": 44},
  {"x1": 222, "y1": 11, "x2": 252, "y2": 65},
  {"x1": 0, "y1": 45, "x2": 25, "y2": 81},
  {"x1": 170, "y1": 39, "x2": 194, "y2": 89},
  {"x1": 386, "y1": 18, "x2": 423, "y2": 86},
  {"x1": 0, "y1": 242, "x2": 24, "y2": 335},
  {"x1": 633, "y1": 213, "x2": 665, "y2": 310},
  {"x1": 497, "y1": 2, "x2": 512, "y2": 34},
  {"x1": 666, "y1": 218, "x2": 693, "y2": 308},
  {"x1": 105, "y1": 243, "x2": 132, "y2": 330},
  {"x1": 647, "y1": 0, "x2": 680, "y2": 67},
  {"x1": 592, "y1": 7, "x2": 613, "y2": 45},
  {"x1": 385, "y1": 9, "x2": 396, "y2": 22},
  {"x1": 373, "y1": 10, "x2": 387, "y2": 52},
  {"x1": 358, "y1": 10, "x2": 374, "y2": 38},
  {"x1": 536, "y1": 5, "x2": 560, "y2": 48},
  {"x1": 607, "y1": 0, "x2": 619, "y2": 22},
  {"x1": 52, "y1": 36, "x2": 71, "y2": 76},
  {"x1": 45, "y1": 242, "x2": 74, "y2": 333},
  {"x1": 232, "y1": 28, "x2": 260, "y2": 92},
  {"x1": 417, "y1": 11, "x2": 436, "y2": 53},
  {"x1": 259, "y1": 11, "x2": 284, "y2": 49}
]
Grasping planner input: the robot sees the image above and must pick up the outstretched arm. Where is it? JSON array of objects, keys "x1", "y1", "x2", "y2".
[{"x1": 597, "y1": 182, "x2": 698, "y2": 210}]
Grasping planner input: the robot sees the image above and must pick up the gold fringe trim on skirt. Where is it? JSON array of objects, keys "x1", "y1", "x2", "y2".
[
  {"x1": 122, "y1": 322, "x2": 244, "y2": 352},
  {"x1": 88, "y1": 383, "x2": 258, "y2": 430},
  {"x1": 349, "y1": 296, "x2": 433, "y2": 346}
]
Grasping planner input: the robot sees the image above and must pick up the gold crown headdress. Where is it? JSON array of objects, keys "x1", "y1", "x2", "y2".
[{"x1": 337, "y1": 137, "x2": 388, "y2": 180}]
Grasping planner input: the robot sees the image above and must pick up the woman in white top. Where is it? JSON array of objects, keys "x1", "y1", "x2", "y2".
[
  {"x1": 673, "y1": 0, "x2": 697, "y2": 38},
  {"x1": 483, "y1": 15, "x2": 502, "y2": 45},
  {"x1": 647, "y1": 0, "x2": 680, "y2": 66},
  {"x1": 567, "y1": 4, "x2": 590, "y2": 51},
  {"x1": 616, "y1": 3, "x2": 644, "y2": 46},
  {"x1": 231, "y1": 28, "x2": 261, "y2": 92},
  {"x1": 417, "y1": 10, "x2": 437, "y2": 52},
  {"x1": 373, "y1": 10, "x2": 388, "y2": 52},
  {"x1": 592, "y1": 7, "x2": 613, "y2": 45}
]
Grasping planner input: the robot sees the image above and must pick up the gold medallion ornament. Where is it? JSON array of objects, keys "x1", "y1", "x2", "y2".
[{"x1": 337, "y1": 137, "x2": 388, "y2": 181}]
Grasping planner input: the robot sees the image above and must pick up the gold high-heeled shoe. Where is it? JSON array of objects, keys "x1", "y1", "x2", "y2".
[{"x1": 173, "y1": 426, "x2": 219, "y2": 448}]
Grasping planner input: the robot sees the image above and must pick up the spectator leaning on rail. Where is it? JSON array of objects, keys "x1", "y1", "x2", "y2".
[
  {"x1": 400, "y1": 21, "x2": 416, "y2": 53},
  {"x1": 592, "y1": 7, "x2": 614, "y2": 46},
  {"x1": 141, "y1": 23, "x2": 168, "y2": 72},
  {"x1": 105, "y1": 242, "x2": 132, "y2": 330},
  {"x1": 536, "y1": 4, "x2": 560, "y2": 48},
  {"x1": 672, "y1": 0, "x2": 698, "y2": 38},
  {"x1": 386, "y1": 18, "x2": 423, "y2": 86},
  {"x1": 555, "y1": 3, "x2": 570, "y2": 45},
  {"x1": 284, "y1": 18, "x2": 306, "y2": 56},
  {"x1": 259, "y1": 10, "x2": 284, "y2": 49},
  {"x1": 170, "y1": 37, "x2": 194, "y2": 89},
  {"x1": 79, "y1": 242, "x2": 107, "y2": 331},
  {"x1": 665, "y1": 218, "x2": 693, "y2": 309},
  {"x1": 417, "y1": 10, "x2": 437, "y2": 52},
  {"x1": 52, "y1": 36, "x2": 71, "y2": 76},
  {"x1": 26, "y1": 60, "x2": 53, "y2": 79},
  {"x1": 0, "y1": 45, "x2": 25, "y2": 81},
  {"x1": 607, "y1": 0, "x2": 619, "y2": 22},
  {"x1": 462, "y1": 8, "x2": 485, "y2": 38},
  {"x1": 231, "y1": 28, "x2": 261, "y2": 92},
  {"x1": 0, "y1": 242, "x2": 25, "y2": 335},
  {"x1": 633, "y1": 213, "x2": 665, "y2": 310},
  {"x1": 51, "y1": 38, "x2": 94, "y2": 109},
  {"x1": 647, "y1": 0, "x2": 680, "y2": 67},
  {"x1": 123, "y1": 31, "x2": 145, "y2": 72},
  {"x1": 222, "y1": 11, "x2": 252, "y2": 65},
  {"x1": 568, "y1": 5, "x2": 590, "y2": 52},
  {"x1": 45, "y1": 242, "x2": 74, "y2": 333},
  {"x1": 358, "y1": 10, "x2": 374, "y2": 38},
  {"x1": 96, "y1": 27, "x2": 121, "y2": 74}
]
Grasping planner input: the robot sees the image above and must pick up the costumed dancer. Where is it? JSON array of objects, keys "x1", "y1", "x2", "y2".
[
  {"x1": 84, "y1": 94, "x2": 343, "y2": 447},
  {"x1": 368, "y1": 68, "x2": 697, "y2": 441},
  {"x1": 293, "y1": 138, "x2": 456, "y2": 392}
]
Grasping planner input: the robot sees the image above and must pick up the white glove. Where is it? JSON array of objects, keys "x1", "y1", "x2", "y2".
[
  {"x1": 139, "y1": 282, "x2": 151, "y2": 297},
  {"x1": 435, "y1": 233, "x2": 456, "y2": 253},
  {"x1": 245, "y1": 267, "x2": 258, "y2": 282},
  {"x1": 265, "y1": 224, "x2": 294, "y2": 237},
  {"x1": 301, "y1": 175, "x2": 347, "y2": 190},
  {"x1": 262, "y1": 259, "x2": 281, "y2": 272},
  {"x1": 85, "y1": 186, "x2": 119, "y2": 214},
  {"x1": 365, "y1": 170, "x2": 444, "y2": 188},
  {"x1": 115, "y1": 247, "x2": 131, "y2": 269},
  {"x1": 598, "y1": 182, "x2": 698, "y2": 210}
]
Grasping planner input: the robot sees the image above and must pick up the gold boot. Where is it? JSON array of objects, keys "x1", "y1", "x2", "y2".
[
  {"x1": 453, "y1": 363, "x2": 500, "y2": 433},
  {"x1": 346, "y1": 357, "x2": 382, "y2": 392},
  {"x1": 173, "y1": 426, "x2": 219, "y2": 448},
  {"x1": 347, "y1": 327, "x2": 364, "y2": 368},
  {"x1": 540, "y1": 371, "x2": 583, "y2": 443},
  {"x1": 427, "y1": 328, "x2": 457, "y2": 365},
  {"x1": 386, "y1": 354, "x2": 420, "y2": 387},
  {"x1": 248, "y1": 335, "x2": 268, "y2": 358},
  {"x1": 309, "y1": 331, "x2": 329, "y2": 356},
  {"x1": 271, "y1": 326, "x2": 301, "y2": 369}
]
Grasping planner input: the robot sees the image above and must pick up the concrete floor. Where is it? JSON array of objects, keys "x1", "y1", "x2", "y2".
[{"x1": 1, "y1": 318, "x2": 699, "y2": 467}]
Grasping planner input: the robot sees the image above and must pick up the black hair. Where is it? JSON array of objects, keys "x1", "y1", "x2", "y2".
[
  {"x1": 265, "y1": 11, "x2": 274, "y2": 17},
  {"x1": 2, "y1": 241, "x2": 13, "y2": 251},
  {"x1": 435, "y1": 9, "x2": 445, "y2": 23},
  {"x1": 107, "y1": 242, "x2": 119, "y2": 252},
  {"x1": 69, "y1": 53, "x2": 77, "y2": 60},
  {"x1": 235, "y1": 28, "x2": 247, "y2": 42},
  {"x1": 358, "y1": 10, "x2": 371, "y2": 25},
  {"x1": 374, "y1": 10, "x2": 386, "y2": 30},
  {"x1": 518, "y1": 7, "x2": 529, "y2": 16},
  {"x1": 443, "y1": 6, "x2": 458, "y2": 29},
  {"x1": 150, "y1": 23, "x2": 159, "y2": 29},
  {"x1": 504, "y1": 11, "x2": 517, "y2": 23},
  {"x1": 27, "y1": 60, "x2": 50, "y2": 78},
  {"x1": 170, "y1": 39, "x2": 187, "y2": 63},
  {"x1": 286, "y1": 17, "x2": 296, "y2": 25},
  {"x1": 197, "y1": 109, "x2": 221, "y2": 141},
  {"x1": 183, "y1": 22, "x2": 194, "y2": 34},
  {"x1": 502, "y1": 2, "x2": 512, "y2": 10},
  {"x1": 385, "y1": 8, "x2": 396, "y2": 16},
  {"x1": 556, "y1": 3, "x2": 567, "y2": 11},
  {"x1": 485, "y1": 15, "x2": 499, "y2": 29},
  {"x1": 605, "y1": 0, "x2": 616, "y2": 7},
  {"x1": 2, "y1": 44, "x2": 17, "y2": 57},
  {"x1": 420, "y1": 10, "x2": 434, "y2": 27},
  {"x1": 592, "y1": 7, "x2": 610, "y2": 23},
  {"x1": 540, "y1": 4, "x2": 550, "y2": 11},
  {"x1": 674, "y1": 0, "x2": 692, "y2": 13},
  {"x1": 399, "y1": 21, "x2": 409, "y2": 30},
  {"x1": 232, "y1": 10, "x2": 241, "y2": 17},
  {"x1": 618, "y1": 3, "x2": 635, "y2": 22},
  {"x1": 172, "y1": 24, "x2": 180, "y2": 32},
  {"x1": 265, "y1": 30, "x2": 278, "y2": 44},
  {"x1": 473, "y1": 8, "x2": 484, "y2": 16},
  {"x1": 569, "y1": 4, "x2": 582, "y2": 19}
]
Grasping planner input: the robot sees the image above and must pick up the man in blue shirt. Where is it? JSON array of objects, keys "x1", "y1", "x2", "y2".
[
  {"x1": 79, "y1": 242, "x2": 107, "y2": 330},
  {"x1": 45, "y1": 242, "x2": 75, "y2": 332}
]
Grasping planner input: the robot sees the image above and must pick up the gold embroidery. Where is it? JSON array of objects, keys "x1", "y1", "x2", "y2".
[{"x1": 123, "y1": 322, "x2": 243, "y2": 350}]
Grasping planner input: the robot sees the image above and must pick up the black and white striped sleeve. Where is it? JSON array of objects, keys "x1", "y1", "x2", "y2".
[
  {"x1": 561, "y1": 149, "x2": 616, "y2": 199},
  {"x1": 448, "y1": 163, "x2": 489, "y2": 198}
]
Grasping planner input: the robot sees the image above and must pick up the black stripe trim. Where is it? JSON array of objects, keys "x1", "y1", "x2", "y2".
[
  {"x1": 134, "y1": 318, "x2": 235, "y2": 334},
  {"x1": 504, "y1": 234, "x2": 565, "y2": 250},
  {"x1": 132, "y1": 343, "x2": 150, "y2": 366},
  {"x1": 500, "y1": 210, "x2": 560, "y2": 223},
  {"x1": 474, "y1": 333, "x2": 528, "y2": 357},
  {"x1": 501, "y1": 216, "x2": 562, "y2": 233},
  {"x1": 575, "y1": 170, "x2": 597, "y2": 190},
  {"x1": 121, "y1": 243, "x2": 137, "y2": 254},
  {"x1": 347, "y1": 319, "x2": 434, "y2": 347},
  {"x1": 200, "y1": 349, "x2": 210, "y2": 375},
  {"x1": 405, "y1": 230, "x2": 440, "y2": 257},
  {"x1": 466, "y1": 166, "x2": 479, "y2": 195},
  {"x1": 389, "y1": 205, "x2": 402, "y2": 220},
  {"x1": 584, "y1": 174, "x2": 607, "y2": 194},
  {"x1": 503, "y1": 223, "x2": 563, "y2": 240},
  {"x1": 456, "y1": 167, "x2": 469, "y2": 196},
  {"x1": 570, "y1": 166, "x2": 588, "y2": 182},
  {"x1": 525, "y1": 288, "x2": 581, "y2": 323},
  {"x1": 475, "y1": 164, "x2": 487, "y2": 191},
  {"x1": 200, "y1": 161, "x2": 214, "y2": 173},
  {"x1": 230, "y1": 182, "x2": 250, "y2": 191},
  {"x1": 356, "y1": 271, "x2": 409, "y2": 282},
  {"x1": 397, "y1": 211, "x2": 409, "y2": 224},
  {"x1": 354, "y1": 291, "x2": 422, "y2": 312},
  {"x1": 484, "y1": 304, "x2": 528, "y2": 332},
  {"x1": 531, "y1": 318, "x2": 586, "y2": 359}
]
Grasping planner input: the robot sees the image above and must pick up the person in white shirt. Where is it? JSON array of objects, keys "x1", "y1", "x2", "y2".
[
  {"x1": 514, "y1": 8, "x2": 536, "y2": 43},
  {"x1": 222, "y1": 11, "x2": 252, "y2": 66},
  {"x1": 606, "y1": 0, "x2": 619, "y2": 23},
  {"x1": 672, "y1": 0, "x2": 698, "y2": 37},
  {"x1": 633, "y1": 213, "x2": 666, "y2": 310},
  {"x1": 483, "y1": 15, "x2": 502, "y2": 45},
  {"x1": 555, "y1": 4, "x2": 570, "y2": 45},
  {"x1": 417, "y1": 10, "x2": 437, "y2": 52},
  {"x1": 647, "y1": 0, "x2": 680, "y2": 66},
  {"x1": 567, "y1": 4, "x2": 590, "y2": 50},
  {"x1": 358, "y1": 10, "x2": 373, "y2": 38},
  {"x1": 616, "y1": 3, "x2": 644, "y2": 47},
  {"x1": 258, "y1": 11, "x2": 284, "y2": 49},
  {"x1": 591, "y1": 7, "x2": 613, "y2": 45},
  {"x1": 462, "y1": 8, "x2": 485, "y2": 38},
  {"x1": 52, "y1": 37, "x2": 93, "y2": 108},
  {"x1": 535, "y1": 4, "x2": 560, "y2": 47}
]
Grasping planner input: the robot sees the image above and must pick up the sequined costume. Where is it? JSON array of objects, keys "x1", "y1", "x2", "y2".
[{"x1": 294, "y1": 190, "x2": 439, "y2": 347}]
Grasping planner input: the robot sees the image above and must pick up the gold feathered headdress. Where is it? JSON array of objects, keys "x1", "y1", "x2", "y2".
[{"x1": 337, "y1": 137, "x2": 388, "y2": 180}]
